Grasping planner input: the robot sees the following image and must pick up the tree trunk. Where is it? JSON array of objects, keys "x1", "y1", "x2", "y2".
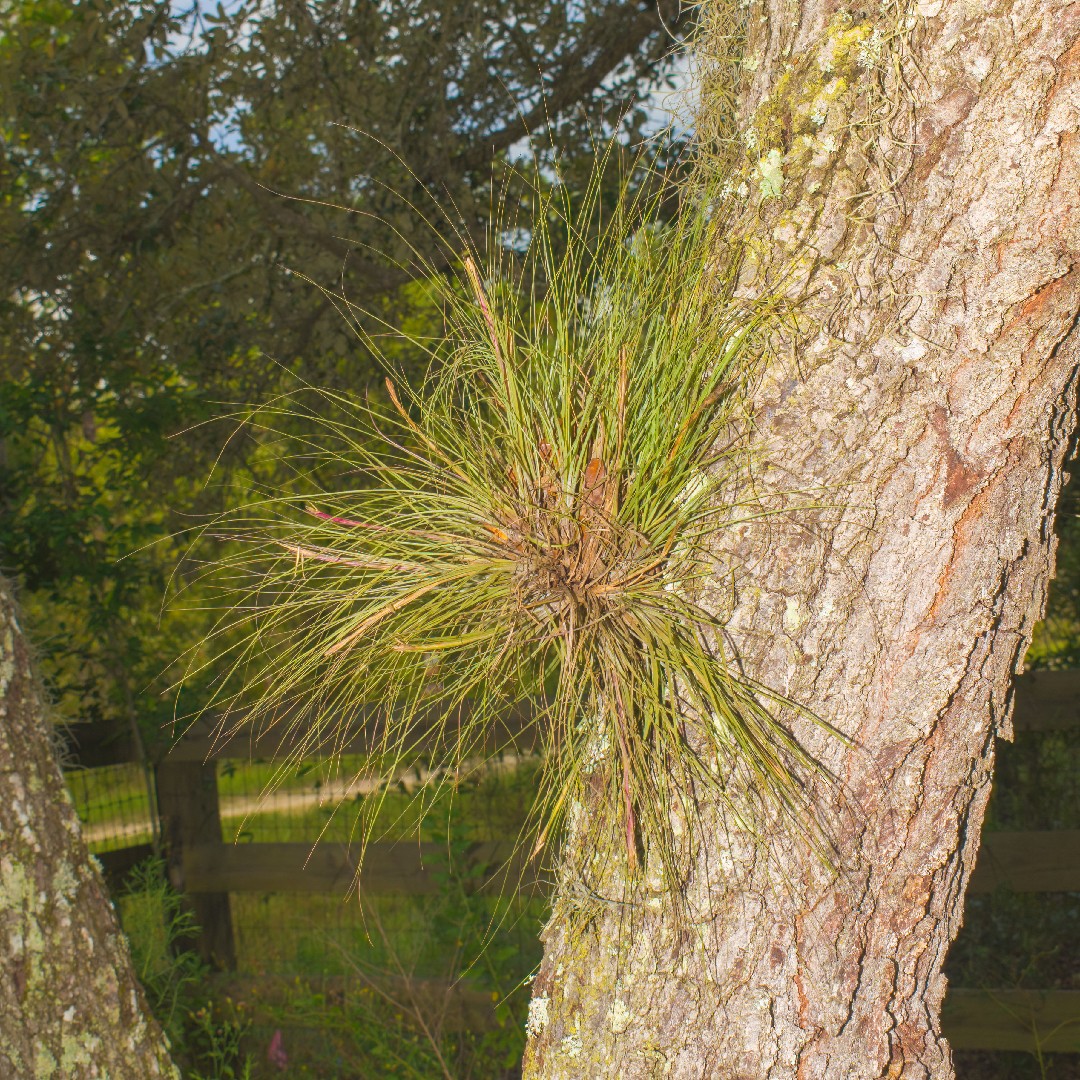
[
  {"x1": 0, "y1": 577, "x2": 177, "y2": 1078},
  {"x1": 524, "y1": 1, "x2": 1080, "y2": 1076}
]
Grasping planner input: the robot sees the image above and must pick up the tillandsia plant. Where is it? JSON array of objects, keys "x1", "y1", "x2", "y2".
[{"x1": 185, "y1": 161, "x2": 835, "y2": 901}]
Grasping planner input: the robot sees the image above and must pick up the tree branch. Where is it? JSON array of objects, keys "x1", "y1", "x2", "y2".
[{"x1": 452, "y1": 0, "x2": 692, "y2": 175}]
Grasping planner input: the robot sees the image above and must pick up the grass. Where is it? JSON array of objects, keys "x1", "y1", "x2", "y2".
[
  {"x1": 222, "y1": 754, "x2": 537, "y2": 844},
  {"x1": 216, "y1": 851, "x2": 542, "y2": 1079},
  {"x1": 113, "y1": 766, "x2": 545, "y2": 1078},
  {"x1": 64, "y1": 761, "x2": 151, "y2": 824},
  {"x1": 228, "y1": 888, "x2": 544, "y2": 984}
]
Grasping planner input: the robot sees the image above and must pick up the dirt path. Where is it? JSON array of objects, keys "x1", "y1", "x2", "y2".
[{"x1": 83, "y1": 754, "x2": 525, "y2": 847}]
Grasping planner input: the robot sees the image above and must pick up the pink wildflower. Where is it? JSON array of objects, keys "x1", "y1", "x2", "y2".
[{"x1": 267, "y1": 1029, "x2": 288, "y2": 1071}]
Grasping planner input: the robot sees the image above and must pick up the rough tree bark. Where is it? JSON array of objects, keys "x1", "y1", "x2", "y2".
[
  {"x1": 524, "y1": 1, "x2": 1080, "y2": 1076},
  {"x1": 0, "y1": 577, "x2": 177, "y2": 1078}
]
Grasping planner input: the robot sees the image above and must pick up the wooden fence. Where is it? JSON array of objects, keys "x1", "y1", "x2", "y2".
[{"x1": 63, "y1": 671, "x2": 1080, "y2": 1052}]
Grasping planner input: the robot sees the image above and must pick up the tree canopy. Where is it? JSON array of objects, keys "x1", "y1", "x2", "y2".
[{"x1": 0, "y1": 0, "x2": 688, "y2": 742}]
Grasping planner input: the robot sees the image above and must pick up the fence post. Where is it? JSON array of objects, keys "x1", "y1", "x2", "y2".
[{"x1": 155, "y1": 759, "x2": 237, "y2": 971}]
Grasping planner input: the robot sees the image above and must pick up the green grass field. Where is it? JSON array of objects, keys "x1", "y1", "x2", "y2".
[
  {"x1": 111, "y1": 760, "x2": 545, "y2": 1078},
  {"x1": 81, "y1": 723, "x2": 1079, "y2": 1078}
]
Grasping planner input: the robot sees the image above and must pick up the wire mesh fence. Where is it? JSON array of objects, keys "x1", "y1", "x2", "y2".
[
  {"x1": 63, "y1": 751, "x2": 545, "y2": 979},
  {"x1": 66, "y1": 761, "x2": 157, "y2": 853},
  {"x1": 215, "y1": 754, "x2": 545, "y2": 981},
  {"x1": 62, "y1": 747, "x2": 544, "y2": 1074}
]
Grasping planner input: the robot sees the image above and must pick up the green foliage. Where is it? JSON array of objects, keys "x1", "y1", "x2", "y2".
[
  {"x1": 1025, "y1": 483, "x2": 1080, "y2": 670},
  {"x1": 119, "y1": 857, "x2": 254, "y2": 1078},
  {"x1": 121, "y1": 858, "x2": 205, "y2": 1045},
  {"x1": 186, "y1": 157, "x2": 835, "y2": 912},
  {"x1": 96, "y1": 761, "x2": 540, "y2": 1074},
  {"x1": 185, "y1": 1005, "x2": 253, "y2": 1080},
  {"x1": 231, "y1": 773, "x2": 544, "y2": 1075}
]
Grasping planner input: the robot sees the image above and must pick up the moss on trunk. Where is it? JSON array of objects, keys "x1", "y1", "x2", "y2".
[{"x1": 0, "y1": 578, "x2": 177, "y2": 1078}]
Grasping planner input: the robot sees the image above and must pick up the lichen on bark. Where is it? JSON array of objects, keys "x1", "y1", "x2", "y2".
[{"x1": 0, "y1": 577, "x2": 177, "y2": 1079}]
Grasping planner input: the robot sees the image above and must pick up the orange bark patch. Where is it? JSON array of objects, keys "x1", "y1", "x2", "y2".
[
  {"x1": 793, "y1": 966, "x2": 811, "y2": 1028},
  {"x1": 931, "y1": 407, "x2": 983, "y2": 510},
  {"x1": 1043, "y1": 30, "x2": 1080, "y2": 120},
  {"x1": 922, "y1": 465, "x2": 1003, "y2": 630},
  {"x1": 1003, "y1": 265, "x2": 1080, "y2": 335}
]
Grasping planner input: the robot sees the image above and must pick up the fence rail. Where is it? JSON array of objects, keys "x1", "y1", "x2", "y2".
[
  {"x1": 194, "y1": 977, "x2": 1080, "y2": 1049},
  {"x1": 180, "y1": 840, "x2": 545, "y2": 896},
  {"x1": 94, "y1": 831, "x2": 1080, "y2": 898},
  {"x1": 95, "y1": 827, "x2": 1080, "y2": 921},
  {"x1": 942, "y1": 989, "x2": 1080, "y2": 1052},
  {"x1": 968, "y1": 831, "x2": 1080, "y2": 893},
  {"x1": 58, "y1": 667, "x2": 1080, "y2": 771},
  {"x1": 72, "y1": 669, "x2": 1080, "y2": 1053}
]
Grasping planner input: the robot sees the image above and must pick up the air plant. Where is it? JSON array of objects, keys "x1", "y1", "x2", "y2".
[{"x1": 186, "y1": 161, "x2": 834, "y2": 901}]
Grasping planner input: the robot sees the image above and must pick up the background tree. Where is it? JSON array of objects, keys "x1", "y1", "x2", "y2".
[
  {"x1": 524, "y1": 1, "x2": 1080, "y2": 1077},
  {"x1": 0, "y1": 575, "x2": 177, "y2": 1077},
  {"x1": 0, "y1": 0, "x2": 688, "y2": 747}
]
